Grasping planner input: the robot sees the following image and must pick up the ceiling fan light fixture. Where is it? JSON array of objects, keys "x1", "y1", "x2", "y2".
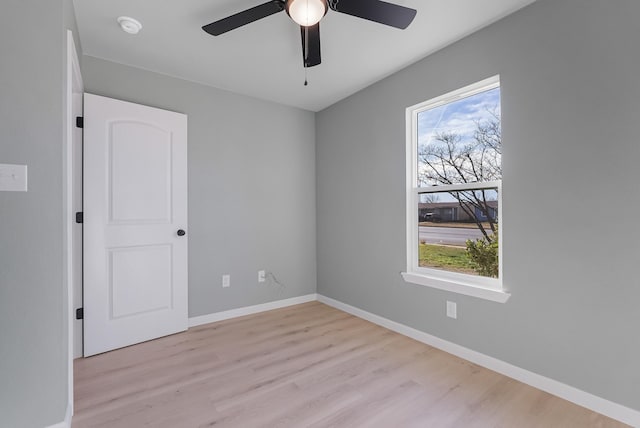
[{"x1": 286, "y1": 0, "x2": 327, "y2": 27}]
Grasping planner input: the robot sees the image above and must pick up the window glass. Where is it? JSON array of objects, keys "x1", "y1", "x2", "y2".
[
  {"x1": 417, "y1": 188, "x2": 499, "y2": 277},
  {"x1": 417, "y1": 87, "x2": 501, "y2": 187}
]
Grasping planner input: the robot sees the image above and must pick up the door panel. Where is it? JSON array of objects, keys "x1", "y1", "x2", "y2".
[
  {"x1": 84, "y1": 94, "x2": 188, "y2": 357},
  {"x1": 109, "y1": 245, "x2": 173, "y2": 319},
  {"x1": 109, "y1": 121, "x2": 172, "y2": 223}
]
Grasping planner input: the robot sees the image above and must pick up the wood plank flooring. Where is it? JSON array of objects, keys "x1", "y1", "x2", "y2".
[{"x1": 73, "y1": 301, "x2": 628, "y2": 427}]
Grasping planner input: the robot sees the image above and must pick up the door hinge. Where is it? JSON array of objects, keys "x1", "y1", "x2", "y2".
[
  {"x1": 76, "y1": 308, "x2": 84, "y2": 320},
  {"x1": 75, "y1": 212, "x2": 83, "y2": 224},
  {"x1": 76, "y1": 116, "x2": 84, "y2": 128}
]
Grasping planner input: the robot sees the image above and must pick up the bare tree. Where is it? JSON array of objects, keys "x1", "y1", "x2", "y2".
[{"x1": 417, "y1": 110, "x2": 501, "y2": 241}]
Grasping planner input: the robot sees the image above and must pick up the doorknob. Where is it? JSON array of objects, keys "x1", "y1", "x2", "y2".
[{"x1": 177, "y1": 229, "x2": 186, "y2": 236}]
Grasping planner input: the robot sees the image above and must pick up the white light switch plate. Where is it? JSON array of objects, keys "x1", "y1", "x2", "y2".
[
  {"x1": 446, "y1": 301, "x2": 457, "y2": 319},
  {"x1": 0, "y1": 164, "x2": 27, "y2": 192}
]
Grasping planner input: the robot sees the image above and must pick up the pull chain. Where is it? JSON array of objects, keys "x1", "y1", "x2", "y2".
[{"x1": 304, "y1": 68, "x2": 308, "y2": 86}]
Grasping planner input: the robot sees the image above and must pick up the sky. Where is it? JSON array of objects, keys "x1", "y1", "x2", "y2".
[{"x1": 417, "y1": 87, "x2": 501, "y2": 148}]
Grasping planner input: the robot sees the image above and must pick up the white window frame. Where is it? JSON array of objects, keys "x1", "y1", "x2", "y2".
[{"x1": 402, "y1": 76, "x2": 510, "y2": 303}]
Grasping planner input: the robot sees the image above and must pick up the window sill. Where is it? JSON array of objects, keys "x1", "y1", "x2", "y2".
[{"x1": 401, "y1": 272, "x2": 510, "y2": 303}]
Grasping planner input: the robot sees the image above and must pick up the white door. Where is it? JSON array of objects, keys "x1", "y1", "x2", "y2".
[{"x1": 83, "y1": 94, "x2": 188, "y2": 357}]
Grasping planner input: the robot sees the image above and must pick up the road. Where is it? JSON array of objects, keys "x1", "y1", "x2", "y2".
[{"x1": 419, "y1": 226, "x2": 487, "y2": 247}]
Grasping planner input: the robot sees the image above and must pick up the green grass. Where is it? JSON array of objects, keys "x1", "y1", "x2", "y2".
[{"x1": 418, "y1": 243, "x2": 478, "y2": 275}]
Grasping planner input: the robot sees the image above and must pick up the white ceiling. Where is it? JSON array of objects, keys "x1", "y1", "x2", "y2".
[{"x1": 73, "y1": 0, "x2": 535, "y2": 112}]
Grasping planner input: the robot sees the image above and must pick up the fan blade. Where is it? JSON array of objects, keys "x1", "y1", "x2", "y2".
[
  {"x1": 301, "y1": 24, "x2": 321, "y2": 67},
  {"x1": 202, "y1": 1, "x2": 285, "y2": 36},
  {"x1": 330, "y1": 0, "x2": 416, "y2": 29}
]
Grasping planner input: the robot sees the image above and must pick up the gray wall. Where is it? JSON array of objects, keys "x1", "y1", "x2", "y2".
[
  {"x1": 64, "y1": 0, "x2": 81, "y2": 57},
  {"x1": 316, "y1": 0, "x2": 640, "y2": 411},
  {"x1": 81, "y1": 56, "x2": 317, "y2": 317},
  {"x1": 0, "y1": 0, "x2": 74, "y2": 426}
]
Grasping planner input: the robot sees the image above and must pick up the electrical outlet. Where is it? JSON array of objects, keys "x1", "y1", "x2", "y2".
[
  {"x1": 222, "y1": 274, "x2": 230, "y2": 288},
  {"x1": 446, "y1": 301, "x2": 457, "y2": 319},
  {"x1": 258, "y1": 270, "x2": 266, "y2": 283}
]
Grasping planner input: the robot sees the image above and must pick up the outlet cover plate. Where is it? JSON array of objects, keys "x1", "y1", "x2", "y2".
[
  {"x1": 0, "y1": 164, "x2": 27, "y2": 192},
  {"x1": 446, "y1": 301, "x2": 457, "y2": 319}
]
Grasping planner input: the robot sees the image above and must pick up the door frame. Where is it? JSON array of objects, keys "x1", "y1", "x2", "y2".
[{"x1": 65, "y1": 28, "x2": 83, "y2": 421}]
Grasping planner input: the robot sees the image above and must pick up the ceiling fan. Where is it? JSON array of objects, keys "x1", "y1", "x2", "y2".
[{"x1": 202, "y1": 0, "x2": 417, "y2": 68}]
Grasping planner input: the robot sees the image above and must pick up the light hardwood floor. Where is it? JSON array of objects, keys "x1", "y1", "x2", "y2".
[{"x1": 73, "y1": 301, "x2": 628, "y2": 427}]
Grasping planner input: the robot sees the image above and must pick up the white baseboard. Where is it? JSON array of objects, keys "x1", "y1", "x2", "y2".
[
  {"x1": 317, "y1": 294, "x2": 640, "y2": 427},
  {"x1": 188, "y1": 294, "x2": 318, "y2": 328},
  {"x1": 46, "y1": 401, "x2": 72, "y2": 428}
]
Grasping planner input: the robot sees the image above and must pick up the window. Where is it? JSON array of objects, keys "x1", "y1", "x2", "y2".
[{"x1": 402, "y1": 76, "x2": 509, "y2": 302}]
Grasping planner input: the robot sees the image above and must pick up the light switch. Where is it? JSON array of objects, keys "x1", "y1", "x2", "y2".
[
  {"x1": 446, "y1": 301, "x2": 457, "y2": 319},
  {"x1": 0, "y1": 164, "x2": 28, "y2": 192}
]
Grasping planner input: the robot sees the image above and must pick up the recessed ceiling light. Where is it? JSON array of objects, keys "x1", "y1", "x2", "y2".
[{"x1": 117, "y1": 16, "x2": 142, "y2": 35}]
